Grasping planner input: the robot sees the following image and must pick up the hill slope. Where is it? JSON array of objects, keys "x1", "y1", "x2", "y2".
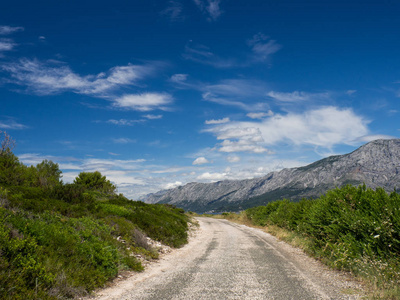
[{"x1": 143, "y1": 139, "x2": 400, "y2": 213}]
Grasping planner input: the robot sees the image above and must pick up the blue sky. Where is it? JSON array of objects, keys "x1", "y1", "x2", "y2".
[{"x1": 1, "y1": 0, "x2": 399, "y2": 199}]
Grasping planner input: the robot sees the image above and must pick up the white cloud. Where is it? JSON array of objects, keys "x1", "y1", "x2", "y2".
[
  {"x1": 143, "y1": 114, "x2": 163, "y2": 120},
  {"x1": 346, "y1": 90, "x2": 357, "y2": 95},
  {"x1": 247, "y1": 111, "x2": 273, "y2": 119},
  {"x1": 355, "y1": 134, "x2": 396, "y2": 143},
  {"x1": 219, "y1": 139, "x2": 269, "y2": 153},
  {"x1": 0, "y1": 118, "x2": 27, "y2": 130},
  {"x1": 183, "y1": 33, "x2": 280, "y2": 68},
  {"x1": 205, "y1": 117, "x2": 230, "y2": 124},
  {"x1": 0, "y1": 39, "x2": 16, "y2": 52},
  {"x1": 206, "y1": 79, "x2": 268, "y2": 97},
  {"x1": 170, "y1": 73, "x2": 188, "y2": 83},
  {"x1": 107, "y1": 119, "x2": 144, "y2": 126},
  {"x1": 193, "y1": 157, "x2": 211, "y2": 165},
  {"x1": 202, "y1": 92, "x2": 267, "y2": 111},
  {"x1": 164, "y1": 181, "x2": 183, "y2": 189},
  {"x1": 151, "y1": 167, "x2": 186, "y2": 174},
  {"x1": 227, "y1": 155, "x2": 240, "y2": 163},
  {"x1": 1, "y1": 58, "x2": 156, "y2": 96},
  {"x1": 0, "y1": 26, "x2": 24, "y2": 35},
  {"x1": 259, "y1": 107, "x2": 369, "y2": 147},
  {"x1": 112, "y1": 138, "x2": 137, "y2": 144},
  {"x1": 101, "y1": 170, "x2": 146, "y2": 187},
  {"x1": 247, "y1": 33, "x2": 282, "y2": 62},
  {"x1": 205, "y1": 106, "x2": 370, "y2": 154},
  {"x1": 193, "y1": 0, "x2": 222, "y2": 21},
  {"x1": 81, "y1": 158, "x2": 146, "y2": 171},
  {"x1": 183, "y1": 43, "x2": 236, "y2": 68},
  {"x1": 113, "y1": 93, "x2": 173, "y2": 111},
  {"x1": 161, "y1": 1, "x2": 184, "y2": 21},
  {"x1": 197, "y1": 171, "x2": 226, "y2": 181},
  {"x1": 216, "y1": 127, "x2": 263, "y2": 141},
  {"x1": 267, "y1": 90, "x2": 329, "y2": 102}
]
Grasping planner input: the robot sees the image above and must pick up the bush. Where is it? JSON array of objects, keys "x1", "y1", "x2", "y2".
[
  {"x1": 0, "y1": 146, "x2": 190, "y2": 299},
  {"x1": 74, "y1": 171, "x2": 116, "y2": 194},
  {"x1": 243, "y1": 184, "x2": 400, "y2": 297}
]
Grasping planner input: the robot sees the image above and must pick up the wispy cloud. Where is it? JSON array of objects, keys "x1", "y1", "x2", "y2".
[
  {"x1": 226, "y1": 155, "x2": 240, "y2": 163},
  {"x1": 247, "y1": 111, "x2": 274, "y2": 119},
  {"x1": 112, "y1": 138, "x2": 137, "y2": 144},
  {"x1": 0, "y1": 26, "x2": 24, "y2": 35},
  {"x1": 113, "y1": 93, "x2": 173, "y2": 111},
  {"x1": 218, "y1": 139, "x2": 270, "y2": 153},
  {"x1": 355, "y1": 134, "x2": 396, "y2": 143},
  {"x1": 183, "y1": 43, "x2": 236, "y2": 68},
  {"x1": 205, "y1": 117, "x2": 230, "y2": 124},
  {"x1": 161, "y1": 1, "x2": 185, "y2": 21},
  {"x1": 183, "y1": 33, "x2": 280, "y2": 68},
  {"x1": 104, "y1": 115, "x2": 163, "y2": 126},
  {"x1": 0, "y1": 118, "x2": 27, "y2": 130},
  {"x1": 2, "y1": 58, "x2": 156, "y2": 96},
  {"x1": 0, "y1": 39, "x2": 16, "y2": 52},
  {"x1": 107, "y1": 119, "x2": 144, "y2": 126},
  {"x1": 267, "y1": 90, "x2": 329, "y2": 102},
  {"x1": 346, "y1": 90, "x2": 357, "y2": 95},
  {"x1": 170, "y1": 73, "x2": 189, "y2": 84},
  {"x1": 205, "y1": 79, "x2": 268, "y2": 98},
  {"x1": 247, "y1": 33, "x2": 282, "y2": 62},
  {"x1": 170, "y1": 75, "x2": 270, "y2": 111},
  {"x1": 202, "y1": 92, "x2": 267, "y2": 111},
  {"x1": 143, "y1": 114, "x2": 163, "y2": 120},
  {"x1": 1, "y1": 58, "x2": 174, "y2": 111},
  {"x1": 193, "y1": 0, "x2": 222, "y2": 21}
]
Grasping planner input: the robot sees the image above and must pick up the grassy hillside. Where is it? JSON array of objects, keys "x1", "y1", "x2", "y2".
[
  {"x1": 0, "y1": 133, "x2": 189, "y2": 299},
  {"x1": 222, "y1": 184, "x2": 400, "y2": 299}
]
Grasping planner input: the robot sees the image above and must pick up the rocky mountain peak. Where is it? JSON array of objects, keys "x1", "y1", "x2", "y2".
[{"x1": 143, "y1": 139, "x2": 400, "y2": 213}]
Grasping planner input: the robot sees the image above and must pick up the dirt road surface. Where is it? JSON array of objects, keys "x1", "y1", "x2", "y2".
[{"x1": 90, "y1": 217, "x2": 363, "y2": 300}]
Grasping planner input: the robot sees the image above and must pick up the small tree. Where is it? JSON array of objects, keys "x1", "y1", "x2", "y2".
[
  {"x1": 73, "y1": 171, "x2": 116, "y2": 194},
  {"x1": 0, "y1": 131, "x2": 25, "y2": 186},
  {"x1": 35, "y1": 159, "x2": 62, "y2": 188},
  {"x1": 0, "y1": 130, "x2": 16, "y2": 156}
]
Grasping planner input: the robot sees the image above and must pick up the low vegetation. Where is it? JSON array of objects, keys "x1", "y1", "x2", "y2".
[
  {"x1": 0, "y1": 131, "x2": 189, "y2": 299},
  {"x1": 221, "y1": 184, "x2": 400, "y2": 299}
]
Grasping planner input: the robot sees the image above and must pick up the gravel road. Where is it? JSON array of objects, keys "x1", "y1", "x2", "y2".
[{"x1": 91, "y1": 217, "x2": 363, "y2": 300}]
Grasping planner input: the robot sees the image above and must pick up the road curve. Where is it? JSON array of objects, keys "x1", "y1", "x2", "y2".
[{"x1": 93, "y1": 217, "x2": 363, "y2": 300}]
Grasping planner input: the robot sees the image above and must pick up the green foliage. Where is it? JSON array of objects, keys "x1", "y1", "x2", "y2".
[
  {"x1": 98, "y1": 198, "x2": 189, "y2": 248},
  {"x1": 34, "y1": 160, "x2": 62, "y2": 189},
  {"x1": 0, "y1": 152, "x2": 26, "y2": 186},
  {"x1": 74, "y1": 171, "x2": 116, "y2": 194},
  {"x1": 0, "y1": 143, "x2": 190, "y2": 299},
  {"x1": 244, "y1": 184, "x2": 400, "y2": 297}
]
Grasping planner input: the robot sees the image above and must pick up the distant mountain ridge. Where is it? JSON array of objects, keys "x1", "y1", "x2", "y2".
[{"x1": 143, "y1": 139, "x2": 400, "y2": 213}]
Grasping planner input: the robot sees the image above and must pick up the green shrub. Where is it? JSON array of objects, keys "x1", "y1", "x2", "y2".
[
  {"x1": 0, "y1": 145, "x2": 190, "y2": 299},
  {"x1": 243, "y1": 184, "x2": 400, "y2": 298}
]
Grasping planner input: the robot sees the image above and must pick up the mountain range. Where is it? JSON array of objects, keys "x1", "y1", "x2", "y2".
[{"x1": 143, "y1": 139, "x2": 400, "y2": 213}]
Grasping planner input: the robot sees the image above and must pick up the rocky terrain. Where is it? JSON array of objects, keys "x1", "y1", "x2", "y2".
[{"x1": 143, "y1": 139, "x2": 400, "y2": 213}]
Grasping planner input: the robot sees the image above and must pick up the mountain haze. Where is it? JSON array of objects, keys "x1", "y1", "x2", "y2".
[{"x1": 143, "y1": 139, "x2": 400, "y2": 213}]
